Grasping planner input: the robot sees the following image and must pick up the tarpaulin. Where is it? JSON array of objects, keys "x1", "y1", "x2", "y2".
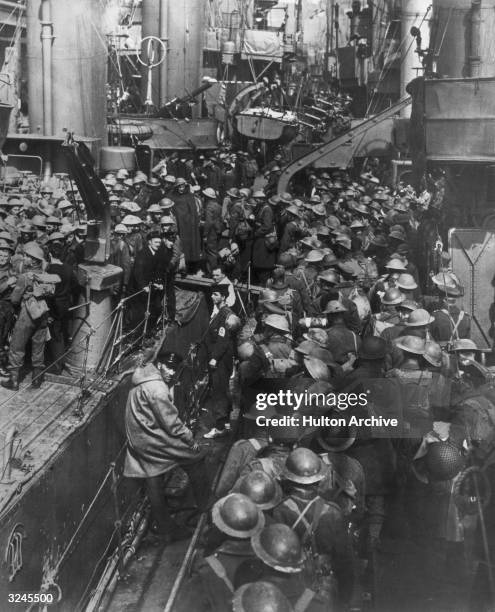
[{"x1": 241, "y1": 29, "x2": 283, "y2": 62}]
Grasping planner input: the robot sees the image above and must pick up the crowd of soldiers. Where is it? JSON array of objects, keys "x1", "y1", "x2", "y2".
[{"x1": 121, "y1": 147, "x2": 495, "y2": 611}]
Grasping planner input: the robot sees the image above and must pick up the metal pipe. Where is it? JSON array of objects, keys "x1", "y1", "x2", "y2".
[
  {"x1": 469, "y1": 0, "x2": 482, "y2": 77},
  {"x1": 40, "y1": 0, "x2": 53, "y2": 135},
  {"x1": 159, "y1": 0, "x2": 169, "y2": 104},
  {"x1": 141, "y1": 0, "x2": 161, "y2": 108},
  {"x1": 1, "y1": 426, "x2": 17, "y2": 482},
  {"x1": 163, "y1": 443, "x2": 233, "y2": 612},
  {"x1": 400, "y1": 0, "x2": 431, "y2": 116},
  {"x1": 85, "y1": 501, "x2": 150, "y2": 612},
  {"x1": 0, "y1": 1, "x2": 26, "y2": 10},
  {"x1": 98, "y1": 510, "x2": 149, "y2": 610}
]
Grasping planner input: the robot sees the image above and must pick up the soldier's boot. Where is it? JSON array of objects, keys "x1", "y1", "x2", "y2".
[
  {"x1": 0, "y1": 350, "x2": 8, "y2": 376},
  {"x1": 31, "y1": 368, "x2": 45, "y2": 389},
  {"x1": 1, "y1": 369, "x2": 19, "y2": 391}
]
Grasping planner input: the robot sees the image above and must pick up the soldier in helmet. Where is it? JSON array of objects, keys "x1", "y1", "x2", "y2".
[
  {"x1": 389, "y1": 335, "x2": 433, "y2": 437},
  {"x1": 265, "y1": 267, "x2": 303, "y2": 336},
  {"x1": 109, "y1": 224, "x2": 131, "y2": 298},
  {"x1": 396, "y1": 272, "x2": 422, "y2": 303},
  {"x1": 232, "y1": 581, "x2": 294, "y2": 612},
  {"x1": 274, "y1": 251, "x2": 313, "y2": 315},
  {"x1": 324, "y1": 301, "x2": 361, "y2": 364},
  {"x1": 400, "y1": 308, "x2": 434, "y2": 340},
  {"x1": 170, "y1": 178, "x2": 203, "y2": 273},
  {"x1": 251, "y1": 191, "x2": 278, "y2": 284},
  {"x1": 146, "y1": 202, "x2": 164, "y2": 231},
  {"x1": 215, "y1": 405, "x2": 270, "y2": 498},
  {"x1": 423, "y1": 340, "x2": 453, "y2": 421},
  {"x1": 120, "y1": 215, "x2": 143, "y2": 265},
  {"x1": 430, "y1": 273, "x2": 470, "y2": 343},
  {"x1": 312, "y1": 268, "x2": 361, "y2": 332},
  {"x1": 222, "y1": 187, "x2": 240, "y2": 223},
  {"x1": 0, "y1": 239, "x2": 17, "y2": 370},
  {"x1": 233, "y1": 470, "x2": 283, "y2": 516},
  {"x1": 272, "y1": 448, "x2": 355, "y2": 609},
  {"x1": 238, "y1": 523, "x2": 336, "y2": 611},
  {"x1": 2, "y1": 242, "x2": 60, "y2": 390},
  {"x1": 368, "y1": 256, "x2": 406, "y2": 313},
  {"x1": 447, "y1": 339, "x2": 488, "y2": 394},
  {"x1": 264, "y1": 165, "x2": 281, "y2": 198},
  {"x1": 368, "y1": 287, "x2": 405, "y2": 338},
  {"x1": 279, "y1": 205, "x2": 304, "y2": 252},
  {"x1": 203, "y1": 187, "x2": 223, "y2": 273},
  {"x1": 237, "y1": 287, "x2": 278, "y2": 344},
  {"x1": 239, "y1": 314, "x2": 295, "y2": 387},
  {"x1": 336, "y1": 337, "x2": 399, "y2": 550},
  {"x1": 237, "y1": 406, "x2": 310, "y2": 495},
  {"x1": 196, "y1": 493, "x2": 264, "y2": 612},
  {"x1": 315, "y1": 424, "x2": 366, "y2": 520},
  {"x1": 135, "y1": 175, "x2": 164, "y2": 209},
  {"x1": 159, "y1": 214, "x2": 183, "y2": 270},
  {"x1": 204, "y1": 157, "x2": 224, "y2": 192}
]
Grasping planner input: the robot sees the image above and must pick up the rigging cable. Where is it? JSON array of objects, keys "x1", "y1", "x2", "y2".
[{"x1": 366, "y1": 6, "x2": 431, "y2": 116}]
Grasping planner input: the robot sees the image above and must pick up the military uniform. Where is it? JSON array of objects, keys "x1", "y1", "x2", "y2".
[
  {"x1": 0, "y1": 260, "x2": 16, "y2": 357},
  {"x1": 203, "y1": 304, "x2": 235, "y2": 430},
  {"x1": 239, "y1": 332, "x2": 294, "y2": 388},
  {"x1": 319, "y1": 452, "x2": 365, "y2": 519},
  {"x1": 252, "y1": 203, "x2": 277, "y2": 284},
  {"x1": 273, "y1": 492, "x2": 355, "y2": 608},
  {"x1": 369, "y1": 309, "x2": 402, "y2": 337},
  {"x1": 204, "y1": 198, "x2": 223, "y2": 272},
  {"x1": 197, "y1": 540, "x2": 257, "y2": 612},
  {"x1": 430, "y1": 306, "x2": 471, "y2": 342},
  {"x1": 215, "y1": 437, "x2": 269, "y2": 498},
  {"x1": 239, "y1": 446, "x2": 291, "y2": 481},
  {"x1": 6, "y1": 263, "x2": 57, "y2": 385},
  {"x1": 293, "y1": 263, "x2": 320, "y2": 302},
  {"x1": 388, "y1": 363, "x2": 433, "y2": 438},
  {"x1": 285, "y1": 271, "x2": 314, "y2": 315},
  {"x1": 326, "y1": 322, "x2": 361, "y2": 364}
]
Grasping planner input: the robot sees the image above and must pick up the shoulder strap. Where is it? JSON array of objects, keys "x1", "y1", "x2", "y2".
[
  {"x1": 441, "y1": 308, "x2": 465, "y2": 341},
  {"x1": 249, "y1": 438, "x2": 262, "y2": 451},
  {"x1": 450, "y1": 310, "x2": 464, "y2": 340},
  {"x1": 352, "y1": 331, "x2": 358, "y2": 353},
  {"x1": 205, "y1": 555, "x2": 234, "y2": 592},
  {"x1": 258, "y1": 457, "x2": 275, "y2": 476},
  {"x1": 294, "y1": 588, "x2": 316, "y2": 612},
  {"x1": 289, "y1": 497, "x2": 318, "y2": 536}
]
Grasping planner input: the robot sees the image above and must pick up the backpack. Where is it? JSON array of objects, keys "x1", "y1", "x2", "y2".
[
  {"x1": 244, "y1": 159, "x2": 258, "y2": 179},
  {"x1": 24, "y1": 273, "x2": 61, "y2": 320},
  {"x1": 31, "y1": 273, "x2": 61, "y2": 298}
]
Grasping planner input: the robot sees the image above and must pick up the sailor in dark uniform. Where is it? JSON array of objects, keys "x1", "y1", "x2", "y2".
[{"x1": 203, "y1": 284, "x2": 235, "y2": 439}]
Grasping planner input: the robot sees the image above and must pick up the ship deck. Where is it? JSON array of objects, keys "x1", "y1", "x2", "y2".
[{"x1": 0, "y1": 372, "x2": 113, "y2": 517}]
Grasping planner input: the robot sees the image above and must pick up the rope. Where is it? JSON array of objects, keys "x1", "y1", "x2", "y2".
[
  {"x1": 0, "y1": 285, "x2": 153, "y2": 461},
  {"x1": 366, "y1": 6, "x2": 431, "y2": 116},
  {"x1": 51, "y1": 444, "x2": 127, "y2": 577},
  {"x1": 74, "y1": 489, "x2": 146, "y2": 610},
  {"x1": 73, "y1": 331, "x2": 92, "y2": 418}
]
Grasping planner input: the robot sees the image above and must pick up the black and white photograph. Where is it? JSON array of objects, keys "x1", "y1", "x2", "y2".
[{"x1": 0, "y1": 0, "x2": 493, "y2": 610}]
